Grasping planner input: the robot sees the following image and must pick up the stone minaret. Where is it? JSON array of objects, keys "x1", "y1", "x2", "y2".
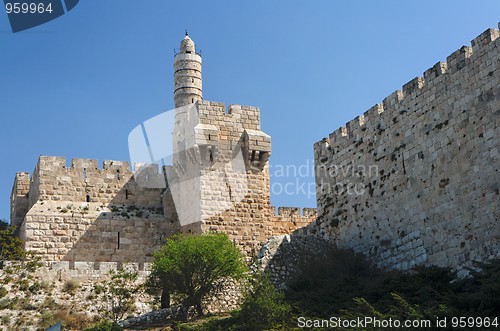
[{"x1": 174, "y1": 33, "x2": 202, "y2": 108}]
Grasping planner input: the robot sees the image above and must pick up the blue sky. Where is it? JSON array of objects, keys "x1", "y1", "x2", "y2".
[{"x1": 0, "y1": 1, "x2": 499, "y2": 221}]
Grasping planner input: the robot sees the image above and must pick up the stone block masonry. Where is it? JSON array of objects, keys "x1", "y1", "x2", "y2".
[
  {"x1": 13, "y1": 156, "x2": 179, "y2": 263},
  {"x1": 311, "y1": 23, "x2": 500, "y2": 273}
]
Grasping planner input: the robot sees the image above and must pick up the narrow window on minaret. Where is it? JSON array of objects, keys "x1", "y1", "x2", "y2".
[
  {"x1": 125, "y1": 190, "x2": 129, "y2": 200},
  {"x1": 86, "y1": 195, "x2": 90, "y2": 203},
  {"x1": 191, "y1": 98, "x2": 194, "y2": 103},
  {"x1": 209, "y1": 148, "x2": 214, "y2": 163}
]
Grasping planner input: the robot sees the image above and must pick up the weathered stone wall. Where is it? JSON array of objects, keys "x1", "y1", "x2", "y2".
[
  {"x1": 312, "y1": 24, "x2": 500, "y2": 273},
  {"x1": 257, "y1": 234, "x2": 333, "y2": 289},
  {"x1": 15, "y1": 156, "x2": 176, "y2": 262},
  {"x1": 20, "y1": 203, "x2": 178, "y2": 262}
]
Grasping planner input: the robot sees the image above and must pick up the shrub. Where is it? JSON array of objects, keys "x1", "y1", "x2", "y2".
[
  {"x1": 0, "y1": 298, "x2": 9, "y2": 310},
  {"x1": 147, "y1": 233, "x2": 247, "y2": 317},
  {"x1": 0, "y1": 314, "x2": 10, "y2": 326},
  {"x1": 92, "y1": 268, "x2": 141, "y2": 322},
  {"x1": 190, "y1": 275, "x2": 293, "y2": 331},
  {"x1": 286, "y1": 247, "x2": 384, "y2": 316},
  {"x1": 233, "y1": 274, "x2": 292, "y2": 331},
  {"x1": 62, "y1": 279, "x2": 80, "y2": 294},
  {"x1": 0, "y1": 220, "x2": 25, "y2": 263},
  {"x1": 57, "y1": 310, "x2": 92, "y2": 330},
  {"x1": 0, "y1": 287, "x2": 7, "y2": 299}
]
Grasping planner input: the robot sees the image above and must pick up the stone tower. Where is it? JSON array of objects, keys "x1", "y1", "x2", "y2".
[{"x1": 174, "y1": 33, "x2": 203, "y2": 108}]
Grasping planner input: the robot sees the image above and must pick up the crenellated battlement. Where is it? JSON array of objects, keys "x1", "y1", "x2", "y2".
[
  {"x1": 270, "y1": 206, "x2": 317, "y2": 218},
  {"x1": 37, "y1": 156, "x2": 133, "y2": 174},
  {"x1": 14, "y1": 155, "x2": 166, "y2": 222},
  {"x1": 316, "y1": 23, "x2": 500, "y2": 150},
  {"x1": 197, "y1": 100, "x2": 261, "y2": 130}
]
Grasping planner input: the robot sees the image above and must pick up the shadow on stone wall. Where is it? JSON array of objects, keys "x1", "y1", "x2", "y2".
[
  {"x1": 61, "y1": 174, "x2": 179, "y2": 264},
  {"x1": 257, "y1": 233, "x2": 334, "y2": 289}
]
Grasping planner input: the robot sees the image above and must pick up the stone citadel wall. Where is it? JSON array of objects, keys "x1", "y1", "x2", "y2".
[
  {"x1": 12, "y1": 156, "x2": 178, "y2": 263},
  {"x1": 311, "y1": 24, "x2": 500, "y2": 273}
]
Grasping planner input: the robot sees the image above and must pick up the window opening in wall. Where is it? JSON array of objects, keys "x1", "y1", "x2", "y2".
[
  {"x1": 209, "y1": 148, "x2": 214, "y2": 163},
  {"x1": 125, "y1": 190, "x2": 129, "y2": 200},
  {"x1": 86, "y1": 195, "x2": 90, "y2": 203},
  {"x1": 117, "y1": 169, "x2": 120, "y2": 180},
  {"x1": 83, "y1": 168, "x2": 87, "y2": 180},
  {"x1": 251, "y1": 150, "x2": 256, "y2": 162},
  {"x1": 117, "y1": 232, "x2": 120, "y2": 249}
]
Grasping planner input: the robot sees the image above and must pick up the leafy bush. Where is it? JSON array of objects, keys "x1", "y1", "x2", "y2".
[
  {"x1": 286, "y1": 248, "x2": 500, "y2": 322},
  {"x1": 448, "y1": 259, "x2": 500, "y2": 316},
  {"x1": 0, "y1": 220, "x2": 25, "y2": 263},
  {"x1": 286, "y1": 247, "x2": 385, "y2": 316},
  {"x1": 92, "y1": 268, "x2": 141, "y2": 322},
  {"x1": 184, "y1": 274, "x2": 293, "y2": 331},
  {"x1": 147, "y1": 233, "x2": 247, "y2": 317},
  {"x1": 232, "y1": 274, "x2": 292, "y2": 331}
]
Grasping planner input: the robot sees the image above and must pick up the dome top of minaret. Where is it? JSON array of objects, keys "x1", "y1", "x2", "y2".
[{"x1": 180, "y1": 32, "x2": 195, "y2": 54}]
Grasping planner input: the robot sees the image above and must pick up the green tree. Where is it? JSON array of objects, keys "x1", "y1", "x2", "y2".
[
  {"x1": 0, "y1": 220, "x2": 25, "y2": 264},
  {"x1": 147, "y1": 233, "x2": 247, "y2": 317},
  {"x1": 93, "y1": 268, "x2": 141, "y2": 322},
  {"x1": 233, "y1": 274, "x2": 292, "y2": 331}
]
